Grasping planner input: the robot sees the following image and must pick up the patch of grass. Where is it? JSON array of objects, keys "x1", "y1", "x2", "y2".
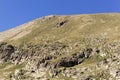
[
  {"x1": 85, "y1": 54, "x2": 104, "y2": 64},
  {"x1": 74, "y1": 54, "x2": 104, "y2": 68},
  {"x1": 51, "y1": 73, "x2": 73, "y2": 80},
  {"x1": 0, "y1": 62, "x2": 12, "y2": 69},
  {"x1": 6, "y1": 63, "x2": 25, "y2": 72}
]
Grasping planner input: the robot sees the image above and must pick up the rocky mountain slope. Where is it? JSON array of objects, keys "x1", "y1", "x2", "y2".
[{"x1": 0, "y1": 13, "x2": 120, "y2": 80}]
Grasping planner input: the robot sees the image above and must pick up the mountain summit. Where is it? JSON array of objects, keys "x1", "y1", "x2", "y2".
[{"x1": 0, "y1": 13, "x2": 120, "y2": 80}]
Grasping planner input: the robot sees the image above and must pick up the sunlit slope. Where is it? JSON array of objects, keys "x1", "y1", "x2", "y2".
[
  {"x1": 0, "y1": 13, "x2": 120, "y2": 80},
  {"x1": 0, "y1": 13, "x2": 120, "y2": 45}
]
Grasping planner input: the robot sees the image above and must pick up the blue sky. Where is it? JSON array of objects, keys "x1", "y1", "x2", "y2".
[{"x1": 0, "y1": 0, "x2": 120, "y2": 32}]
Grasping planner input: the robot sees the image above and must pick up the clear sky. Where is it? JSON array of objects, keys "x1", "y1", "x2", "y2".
[{"x1": 0, "y1": 0, "x2": 120, "y2": 32}]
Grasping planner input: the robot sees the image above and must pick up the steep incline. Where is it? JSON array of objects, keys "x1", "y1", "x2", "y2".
[
  {"x1": 0, "y1": 18, "x2": 42, "y2": 42},
  {"x1": 1, "y1": 13, "x2": 120, "y2": 45},
  {"x1": 0, "y1": 13, "x2": 120, "y2": 80}
]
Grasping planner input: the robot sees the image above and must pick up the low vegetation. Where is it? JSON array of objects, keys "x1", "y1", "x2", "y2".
[{"x1": 0, "y1": 13, "x2": 120, "y2": 80}]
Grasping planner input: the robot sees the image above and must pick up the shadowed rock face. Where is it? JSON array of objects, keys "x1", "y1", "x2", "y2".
[
  {"x1": 0, "y1": 42, "x2": 15, "y2": 62},
  {"x1": 56, "y1": 20, "x2": 68, "y2": 28},
  {"x1": 58, "y1": 57, "x2": 79, "y2": 67},
  {"x1": 58, "y1": 52, "x2": 85, "y2": 67},
  {"x1": 57, "y1": 49, "x2": 93, "y2": 67}
]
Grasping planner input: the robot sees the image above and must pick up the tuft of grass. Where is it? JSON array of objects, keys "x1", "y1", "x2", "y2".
[{"x1": 51, "y1": 73, "x2": 73, "y2": 80}]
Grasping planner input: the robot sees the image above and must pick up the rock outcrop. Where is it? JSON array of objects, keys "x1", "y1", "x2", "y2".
[{"x1": 0, "y1": 13, "x2": 120, "y2": 80}]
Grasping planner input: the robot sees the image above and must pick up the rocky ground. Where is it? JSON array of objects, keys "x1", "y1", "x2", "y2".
[
  {"x1": 0, "y1": 37, "x2": 120, "y2": 80},
  {"x1": 0, "y1": 13, "x2": 120, "y2": 80}
]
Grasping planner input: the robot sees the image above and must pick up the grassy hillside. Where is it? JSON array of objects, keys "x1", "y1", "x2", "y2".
[
  {"x1": 0, "y1": 13, "x2": 120, "y2": 80},
  {"x1": 0, "y1": 13, "x2": 119, "y2": 45}
]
